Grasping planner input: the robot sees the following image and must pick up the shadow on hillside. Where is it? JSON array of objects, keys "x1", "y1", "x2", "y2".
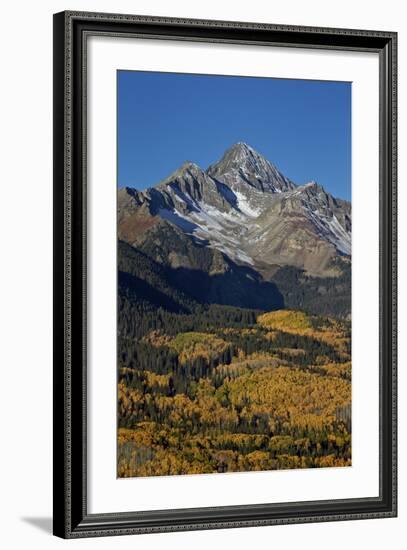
[
  {"x1": 167, "y1": 263, "x2": 284, "y2": 311},
  {"x1": 118, "y1": 239, "x2": 284, "y2": 312},
  {"x1": 119, "y1": 270, "x2": 191, "y2": 313}
]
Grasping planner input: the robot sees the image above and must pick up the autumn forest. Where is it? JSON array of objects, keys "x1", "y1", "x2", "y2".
[{"x1": 118, "y1": 295, "x2": 351, "y2": 477}]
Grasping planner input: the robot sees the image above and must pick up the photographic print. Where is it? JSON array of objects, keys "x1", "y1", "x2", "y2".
[
  {"x1": 53, "y1": 13, "x2": 397, "y2": 536},
  {"x1": 117, "y1": 71, "x2": 352, "y2": 478}
]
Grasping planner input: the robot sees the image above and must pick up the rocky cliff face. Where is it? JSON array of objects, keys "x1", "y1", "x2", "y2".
[
  {"x1": 207, "y1": 141, "x2": 296, "y2": 194},
  {"x1": 118, "y1": 142, "x2": 351, "y2": 279}
]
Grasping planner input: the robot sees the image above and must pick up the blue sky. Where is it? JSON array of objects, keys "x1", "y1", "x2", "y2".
[{"x1": 118, "y1": 71, "x2": 351, "y2": 200}]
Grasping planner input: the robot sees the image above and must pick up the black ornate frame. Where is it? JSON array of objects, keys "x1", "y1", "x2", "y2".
[{"x1": 53, "y1": 11, "x2": 397, "y2": 538}]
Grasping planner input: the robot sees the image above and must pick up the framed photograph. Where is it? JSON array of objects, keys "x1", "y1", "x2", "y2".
[{"x1": 53, "y1": 11, "x2": 397, "y2": 538}]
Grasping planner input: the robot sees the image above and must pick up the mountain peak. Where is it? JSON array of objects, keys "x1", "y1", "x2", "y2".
[
  {"x1": 159, "y1": 161, "x2": 205, "y2": 186},
  {"x1": 301, "y1": 180, "x2": 326, "y2": 195},
  {"x1": 180, "y1": 161, "x2": 201, "y2": 171},
  {"x1": 227, "y1": 141, "x2": 256, "y2": 156},
  {"x1": 207, "y1": 142, "x2": 296, "y2": 193},
  {"x1": 118, "y1": 142, "x2": 352, "y2": 278},
  {"x1": 175, "y1": 161, "x2": 203, "y2": 176},
  {"x1": 218, "y1": 142, "x2": 263, "y2": 163}
]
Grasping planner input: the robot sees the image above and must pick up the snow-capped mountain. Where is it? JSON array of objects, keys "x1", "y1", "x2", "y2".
[
  {"x1": 207, "y1": 142, "x2": 296, "y2": 194},
  {"x1": 118, "y1": 142, "x2": 351, "y2": 278}
]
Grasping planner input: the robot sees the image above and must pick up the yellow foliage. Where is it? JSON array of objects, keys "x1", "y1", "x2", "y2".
[
  {"x1": 169, "y1": 332, "x2": 229, "y2": 364},
  {"x1": 223, "y1": 366, "x2": 350, "y2": 429},
  {"x1": 142, "y1": 330, "x2": 173, "y2": 347},
  {"x1": 118, "y1": 309, "x2": 352, "y2": 478},
  {"x1": 257, "y1": 310, "x2": 350, "y2": 359},
  {"x1": 258, "y1": 310, "x2": 313, "y2": 332}
]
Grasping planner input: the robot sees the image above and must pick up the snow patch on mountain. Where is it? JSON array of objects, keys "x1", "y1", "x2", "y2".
[
  {"x1": 326, "y1": 215, "x2": 351, "y2": 255},
  {"x1": 121, "y1": 143, "x2": 352, "y2": 275},
  {"x1": 158, "y1": 208, "x2": 198, "y2": 233},
  {"x1": 234, "y1": 190, "x2": 262, "y2": 218}
]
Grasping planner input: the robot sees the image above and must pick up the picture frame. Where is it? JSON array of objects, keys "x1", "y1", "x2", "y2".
[{"x1": 53, "y1": 10, "x2": 397, "y2": 538}]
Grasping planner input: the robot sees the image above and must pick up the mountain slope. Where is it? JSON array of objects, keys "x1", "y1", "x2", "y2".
[
  {"x1": 118, "y1": 142, "x2": 351, "y2": 317},
  {"x1": 119, "y1": 236, "x2": 284, "y2": 312},
  {"x1": 118, "y1": 142, "x2": 351, "y2": 278}
]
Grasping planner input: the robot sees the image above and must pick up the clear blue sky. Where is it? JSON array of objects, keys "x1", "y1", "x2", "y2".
[{"x1": 118, "y1": 70, "x2": 351, "y2": 200}]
